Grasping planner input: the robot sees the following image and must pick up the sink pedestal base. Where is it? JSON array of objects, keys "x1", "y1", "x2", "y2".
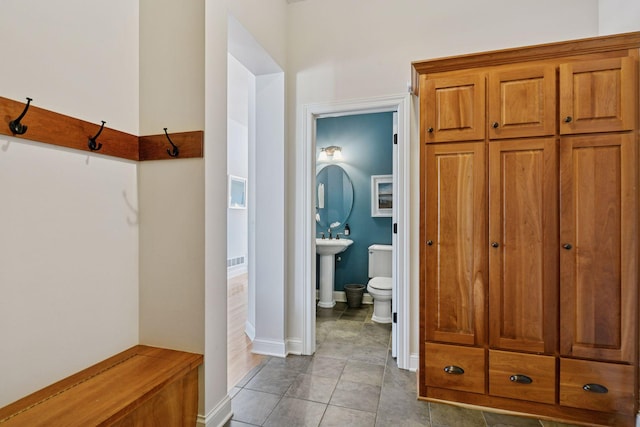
[
  {"x1": 318, "y1": 254, "x2": 336, "y2": 308},
  {"x1": 315, "y1": 238, "x2": 353, "y2": 309}
]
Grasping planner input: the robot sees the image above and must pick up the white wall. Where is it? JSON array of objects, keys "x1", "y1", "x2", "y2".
[
  {"x1": 138, "y1": 159, "x2": 205, "y2": 354},
  {"x1": 227, "y1": 54, "x2": 250, "y2": 272},
  {"x1": 252, "y1": 72, "x2": 287, "y2": 356},
  {"x1": 137, "y1": 0, "x2": 207, "y2": 419},
  {"x1": 0, "y1": 0, "x2": 139, "y2": 408},
  {"x1": 0, "y1": 140, "x2": 139, "y2": 407},
  {"x1": 139, "y1": 0, "x2": 204, "y2": 135},
  {"x1": 599, "y1": 0, "x2": 640, "y2": 34},
  {"x1": 0, "y1": 0, "x2": 139, "y2": 133},
  {"x1": 286, "y1": 0, "x2": 600, "y2": 365},
  {"x1": 287, "y1": 0, "x2": 598, "y2": 104},
  {"x1": 137, "y1": 0, "x2": 205, "y2": 349}
]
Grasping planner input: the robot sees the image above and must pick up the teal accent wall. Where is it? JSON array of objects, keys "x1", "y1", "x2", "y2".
[{"x1": 316, "y1": 112, "x2": 393, "y2": 292}]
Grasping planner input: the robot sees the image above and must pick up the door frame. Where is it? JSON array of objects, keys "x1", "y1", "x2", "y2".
[{"x1": 296, "y1": 94, "x2": 411, "y2": 369}]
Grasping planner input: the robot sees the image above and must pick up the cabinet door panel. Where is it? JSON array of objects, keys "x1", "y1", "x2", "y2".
[
  {"x1": 560, "y1": 57, "x2": 637, "y2": 134},
  {"x1": 424, "y1": 74, "x2": 485, "y2": 143},
  {"x1": 425, "y1": 143, "x2": 487, "y2": 345},
  {"x1": 489, "y1": 138, "x2": 558, "y2": 354},
  {"x1": 489, "y1": 65, "x2": 556, "y2": 139},
  {"x1": 560, "y1": 134, "x2": 638, "y2": 363}
]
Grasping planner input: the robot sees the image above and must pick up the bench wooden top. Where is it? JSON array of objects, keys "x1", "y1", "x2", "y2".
[{"x1": 0, "y1": 345, "x2": 203, "y2": 426}]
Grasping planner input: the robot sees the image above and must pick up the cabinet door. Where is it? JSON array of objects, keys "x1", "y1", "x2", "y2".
[
  {"x1": 560, "y1": 134, "x2": 638, "y2": 363},
  {"x1": 423, "y1": 73, "x2": 485, "y2": 143},
  {"x1": 560, "y1": 57, "x2": 637, "y2": 134},
  {"x1": 489, "y1": 138, "x2": 558, "y2": 354},
  {"x1": 424, "y1": 142, "x2": 487, "y2": 345},
  {"x1": 488, "y1": 65, "x2": 556, "y2": 139}
]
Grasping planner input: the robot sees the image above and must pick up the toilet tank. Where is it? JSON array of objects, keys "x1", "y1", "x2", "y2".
[{"x1": 368, "y1": 244, "x2": 392, "y2": 278}]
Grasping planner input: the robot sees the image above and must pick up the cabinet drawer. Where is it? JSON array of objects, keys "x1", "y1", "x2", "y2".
[
  {"x1": 489, "y1": 350, "x2": 556, "y2": 404},
  {"x1": 425, "y1": 343, "x2": 485, "y2": 394},
  {"x1": 560, "y1": 358, "x2": 636, "y2": 414}
]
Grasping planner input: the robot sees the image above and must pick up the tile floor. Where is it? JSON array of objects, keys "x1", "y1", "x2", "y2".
[{"x1": 226, "y1": 302, "x2": 580, "y2": 427}]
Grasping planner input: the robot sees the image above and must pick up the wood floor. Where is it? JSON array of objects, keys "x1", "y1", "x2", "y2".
[{"x1": 227, "y1": 273, "x2": 266, "y2": 391}]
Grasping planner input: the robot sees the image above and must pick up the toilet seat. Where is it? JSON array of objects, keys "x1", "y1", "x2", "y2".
[{"x1": 368, "y1": 276, "x2": 392, "y2": 291}]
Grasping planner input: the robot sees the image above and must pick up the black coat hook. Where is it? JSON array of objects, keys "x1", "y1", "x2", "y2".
[
  {"x1": 164, "y1": 128, "x2": 179, "y2": 158},
  {"x1": 88, "y1": 120, "x2": 106, "y2": 151},
  {"x1": 9, "y1": 97, "x2": 33, "y2": 135}
]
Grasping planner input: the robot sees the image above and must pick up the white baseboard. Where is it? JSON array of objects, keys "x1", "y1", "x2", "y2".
[
  {"x1": 409, "y1": 353, "x2": 419, "y2": 372},
  {"x1": 252, "y1": 338, "x2": 286, "y2": 357},
  {"x1": 286, "y1": 338, "x2": 303, "y2": 355},
  {"x1": 361, "y1": 293, "x2": 373, "y2": 304},
  {"x1": 244, "y1": 321, "x2": 255, "y2": 341},
  {"x1": 315, "y1": 290, "x2": 373, "y2": 305},
  {"x1": 197, "y1": 394, "x2": 232, "y2": 427}
]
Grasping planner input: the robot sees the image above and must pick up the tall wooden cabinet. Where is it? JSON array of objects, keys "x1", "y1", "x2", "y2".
[{"x1": 415, "y1": 32, "x2": 640, "y2": 427}]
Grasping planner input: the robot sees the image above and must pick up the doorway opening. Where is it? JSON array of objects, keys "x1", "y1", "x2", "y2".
[
  {"x1": 297, "y1": 95, "x2": 411, "y2": 370},
  {"x1": 226, "y1": 53, "x2": 261, "y2": 389},
  {"x1": 226, "y1": 15, "x2": 286, "y2": 390}
]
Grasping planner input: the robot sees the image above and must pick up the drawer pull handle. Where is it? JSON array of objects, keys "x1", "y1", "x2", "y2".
[
  {"x1": 583, "y1": 383, "x2": 608, "y2": 394},
  {"x1": 427, "y1": 240, "x2": 433, "y2": 246},
  {"x1": 427, "y1": 127, "x2": 434, "y2": 133},
  {"x1": 509, "y1": 374, "x2": 533, "y2": 384},
  {"x1": 564, "y1": 116, "x2": 573, "y2": 123},
  {"x1": 492, "y1": 122, "x2": 499, "y2": 129},
  {"x1": 444, "y1": 365, "x2": 464, "y2": 375}
]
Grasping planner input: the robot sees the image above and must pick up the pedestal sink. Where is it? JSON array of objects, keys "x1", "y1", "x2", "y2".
[{"x1": 316, "y1": 238, "x2": 353, "y2": 308}]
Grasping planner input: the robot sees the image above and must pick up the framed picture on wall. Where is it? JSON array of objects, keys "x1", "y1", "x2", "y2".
[
  {"x1": 228, "y1": 175, "x2": 247, "y2": 209},
  {"x1": 371, "y1": 174, "x2": 392, "y2": 217}
]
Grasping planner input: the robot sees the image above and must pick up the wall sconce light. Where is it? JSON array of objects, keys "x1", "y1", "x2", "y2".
[{"x1": 318, "y1": 145, "x2": 343, "y2": 162}]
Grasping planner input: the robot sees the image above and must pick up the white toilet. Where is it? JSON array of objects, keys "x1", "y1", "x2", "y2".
[{"x1": 367, "y1": 244, "x2": 393, "y2": 324}]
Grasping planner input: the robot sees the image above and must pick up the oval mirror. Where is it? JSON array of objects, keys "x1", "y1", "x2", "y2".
[{"x1": 316, "y1": 164, "x2": 354, "y2": 230}]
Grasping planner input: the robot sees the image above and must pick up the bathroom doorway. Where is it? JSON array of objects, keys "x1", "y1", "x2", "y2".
[
  {"x1": 315, "y1": 111, "x2": 393, "y2": 319},
  {"x1": 297, "y1": 95, "x2": 411, "y2": 370}
]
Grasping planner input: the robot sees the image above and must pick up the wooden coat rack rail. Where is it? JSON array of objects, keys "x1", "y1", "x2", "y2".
[{"x1": 0, "y1": 96, "x2": 203, "y2": 161}]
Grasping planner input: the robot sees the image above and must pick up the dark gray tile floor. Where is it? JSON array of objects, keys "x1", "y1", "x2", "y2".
[{"x1": 226, "y1": 302, "x2": 581, "y2": 427}]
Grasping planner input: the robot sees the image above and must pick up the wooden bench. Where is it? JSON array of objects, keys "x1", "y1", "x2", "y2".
[{"x1": 0, "y1": 345, "x2": 203, "y2": 426}]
